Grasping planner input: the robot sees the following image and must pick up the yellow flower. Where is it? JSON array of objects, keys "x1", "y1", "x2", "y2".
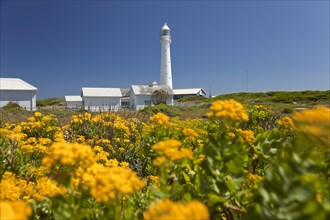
[
  {"x1": 197, "y1": 139, "x2": 204, "y2": 148},
  {"x1": 0, "y1": 172, "x2": 23, "y2": 201},
  {"x1": 54, "y1": 131, "x2": 65, "y2": 142},
  {"x1": 12, "y1": 125, "x2": 22, "y2": 133},
  {"x1": 27, "y1": 165, "x2": 49, "y2": 178},
  {"x1": 32, "y1": 121, "x2": 43, "y2": 128},
  {"x1": 0, "y1": 201, "x2": 32, "y2": 220},
  {"x1": 39, "y1": 138, "x2": 52, "y2": 145},
  {"x1": 0, "y1": 172, "x2": 34, "y2": 202},
  {"x1": 197, "y1": 154, "x2": 205, "y2": 163},
  {"x1": 27, "y1": 117, "x2": 35, "y2": 122},
  {"x1": 7, "y1": 133, "x2": 27, "y2": 141},
  {"x1": 247, "y1": 173, "x2": 260, "y2": 182},
  {"x1": 144, "y1": 199, "x2": 209, "y2": 220},
  {"x1": 292, "y1": 106, "x2": 330, "y2": 146},
  {"x1": 42, "y1": 115, "x2": 53, "y2": 122},
  {"x1": 207, "y1": 99, "x2": 249, "y2": 121},
  {"x1": 34, "y1": 177, "x2": 67, "y2": 201},
  {"x1": 90, "y1": 166, "x2": 145, "y2": 202},
  {"x1": 0, "y1": 128, "x2": 26, "y2": 141},
  {"x1": 20, "y1": 144, "x2": 34, "y2": 152},
  {"x1": 42, "y1": 142, "x2": 96, "y2": 168},
  {"x1": 120, "y1": 162, "x2": 129, "y2": 168},
  {"x1": 227, "y1": 132, "x2": 235, "y2": 138},
  {"x1": 73, "y1": 163, "x2": 105, "y2": 189},
  {"x1": 235, "y1": 129, "x2": 255, "y2": 144},
  {"x1": 106, "y1": 159, "x2": 119, "y2": 167},
  {"x1": 277, "y1": 116, "x2": 296, "y2": 131},
  {"x1": 150, "y1": 112, "x2": 170, "y2": 125},
  {"x1": 152, "y1": 139, "x2": 182, "y2": 151},
  {"x1": 183, "y1": 128, "x2": 199, "y2": 141},
  {"x1": 71, "y1": 115, "x2": 80, "y2": 124},
  {"x1": 152, "y1": 140, "x2": 193, "y2": 162},
  {"x1": 148, "y1": 176, "x2": 160, "y2": 185},
  {"x1": 93, "y1": 146, "x2": 110, "y2": 162},
  {"x1": 254, "y1": 105, "x2": 268, "y2": 110},
  {"x1": 153, "y1": 156, "x2": 167, "y2": 167},
  {"x1": 34, "y1": 111, "x2": 42, "y2": 117}
]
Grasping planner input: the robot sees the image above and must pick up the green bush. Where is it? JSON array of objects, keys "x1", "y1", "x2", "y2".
[
  {"x1": 37, "y1": 98, "x2": 65, "y2": 107},
  {"x1": 141, "y1": 104, "x2": 182, "y2": 117},
  {"x1": 2, "y1": 102, "x2": 22, "y2": 110}
]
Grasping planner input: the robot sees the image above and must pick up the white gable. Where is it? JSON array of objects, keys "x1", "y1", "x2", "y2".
[
  {"x1": 173, "y1": 88, "x2": 206, "y2": 95},
  {"x1": 0, "y1": 78, "x2": 37, "y2": 91},
  {"x1": 82, "y1": 87, "x2": 122, "y2": 97},
  {"x1": 131, "y1": 85, "x2": 173, "y2": 96},
  {"x1": 65, "y1": 95, "x2": 82, "y2": 102}
]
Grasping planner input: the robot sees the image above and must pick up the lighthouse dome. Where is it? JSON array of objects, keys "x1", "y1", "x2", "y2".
[
  {"x1": 161, "y1": 23, "x2": 170, "y2": 36},
  {"x1": 161, "y1": 23, "x2": 170, "y2": 30}
]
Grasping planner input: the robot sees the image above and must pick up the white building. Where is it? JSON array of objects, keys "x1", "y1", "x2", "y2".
[
  {"x1": 64, "y1": 23, "x2": 206, "y2": 111},
  {"x1": 120, "y1": 88, "x2": 130, "y2": 108},
  {"x1": 0, "y1": 78, "x2": 37, "y2": 111},
  {"x1": 129, "y1": 83, "x2": 173, "y2": 110},
  {"x1": 65, "y1": 95, "x2": 83, "y2": 109},
  {"x1": 173, "y1": 88, "x2": 207, "y2": 100},
  {"x1": 81, "y1": 87, "x2": 122, "y2": 112}
]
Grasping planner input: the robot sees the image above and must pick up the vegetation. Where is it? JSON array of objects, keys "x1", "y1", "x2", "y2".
[
  {"x1": 141, "y1": 104, "x2": 183, "y2": 117},
  {"x1": 151, "y1": 89, "x2": 170, "y2": 105},
  {"x1": 0, "y1": 97, "x2": 329, "y2": 219},
  {"x1": 37, "y1": 98, "x2": 65, "y2": 107},
  {"x1": 1, "y1": 102, "x2": 22, "y2": 111},
  {"x1": 210, "y1": 90, "x2": 329, "y2": 103},
  {"x1": 209, "y1": 90, "x2": 329, "y2": 111},
  {"x1": 176, "y1": 95, "x2": 208, "y2": 102}
]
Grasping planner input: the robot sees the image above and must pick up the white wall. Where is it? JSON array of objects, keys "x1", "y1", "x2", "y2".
[
  {"x1": 66, "y1": 101, "x2": 83, "y2": 109},
  {"x1": 135, "y1": 95, "x2": 152, "y2": 110},
  {"x1": 130, "y1": 93, "x2": 173, "y2": 110},
  {"x1": 0, "y1": 90, "x2": 36, "y2": 111},
  {"x1": 83, "y1": 97, "x2": 121, "y2": 112},
  {"x1": 166, "y1": 96, "x2": 173, "y2": 106}
]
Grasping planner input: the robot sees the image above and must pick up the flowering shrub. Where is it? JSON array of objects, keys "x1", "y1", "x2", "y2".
[
  {"x1": 144, "y1": 199, "x2": 209, "y2": 219},
  {"x1": 0, "y1": 103, "x2": 329, "y2": 219}
]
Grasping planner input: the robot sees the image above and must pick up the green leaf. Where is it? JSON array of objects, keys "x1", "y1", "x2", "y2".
[
  {"x1": 207, "y1": 193, "x2": 227, "y2": 207},
  {"x1": 182, "y1": 172, "x2": 190, "y2": 183},
  {"x1": 224, "y1": 175, "x2": 237, "y2": 193}
]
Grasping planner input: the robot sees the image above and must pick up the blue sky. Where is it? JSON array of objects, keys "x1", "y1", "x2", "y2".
[{"x1": 1, "y1": 0, "x2": 329, "y2": 99}]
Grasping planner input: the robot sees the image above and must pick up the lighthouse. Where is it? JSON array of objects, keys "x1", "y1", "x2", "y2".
[{"x1": 160, "y1": 23, "x2": 173, "y2": 89}]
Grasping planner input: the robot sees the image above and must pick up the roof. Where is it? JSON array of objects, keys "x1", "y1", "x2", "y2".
[
  {"x1": 120, "y1": 88, "x2": 130, "y2": 97},
  {"x1": 131, "y1": 85, "x2": 173, "y2": 96},
  {"x1": 161, "y1": 23, "x2": 170, "y2": 30},
  {"x1": 65, "y1": 96, "x2": 82, "y2": 102},
  {"x1": 173, "y1": 88, "x2": 206, "y2": 95},
  {"x1": 0, "y1": 78, "x2": 37, "y2": 91},
  {"x1": 81, "y1": 87, "x2": 122, "y2": 97}
]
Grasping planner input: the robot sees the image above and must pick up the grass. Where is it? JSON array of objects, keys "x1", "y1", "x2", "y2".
[
  {"x1": 176, "y1": 96, "x2": 208, "y2": 102},
  {"x1": 174, "y1": 90, "x2": 329, "y2": 116},
  {"x1": 205, "y1": 90, "x2": 330, "y2": 114},
  {"x1": 37, "y1": 98, "x2": 65, "y2": 107},
  {"x1": 209, "y1": 90, "x2": 329, "y2": 104},
  {"x1": 141, "y1": 104, "x2": 184, "y2": 117},
  {"x1": 1, "y1": 90, "x2": 328, "y2": 125}
]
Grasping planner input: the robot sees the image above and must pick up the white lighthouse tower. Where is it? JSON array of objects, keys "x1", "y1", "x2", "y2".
[{"x1": 160, "y1": 23, "x2": 173, "y2": 89}]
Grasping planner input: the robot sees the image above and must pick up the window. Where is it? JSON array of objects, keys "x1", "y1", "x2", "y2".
[{"x1": 144, "y1": 100, "x2": 151, "y2": 106}]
